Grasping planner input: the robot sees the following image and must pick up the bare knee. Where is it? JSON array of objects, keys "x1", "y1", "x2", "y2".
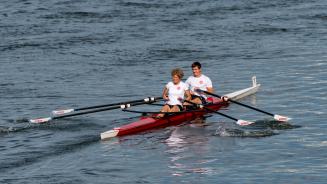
[
  {"x1": 192, "y1": 98, "x2": 202, "y2": 104},
  {"x1": 170, "y1": 106, "x2": 180, "y2": 112}
]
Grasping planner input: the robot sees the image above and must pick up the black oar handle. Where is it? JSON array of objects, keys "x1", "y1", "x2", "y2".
[
  {"x1": 228, "y1": 99, "x2": 273, "y2": 116},
  {"x1": 206, "y1": 108, "x2": 238, "y2": 121},
  {"x1": 75, "y1": 97, "x2": 163, "y2": 111},
  {"x1": 183, "y1": 99, "x2": 238, "y2": 121},
  {"x1": 198, "y1": 90, "x2": 274, "y2": 116},
  {"x1": 53, "y1": 98, "x2": 162, "y2": 120},
  {"x1": 53, "y1": 105, "x2": 122, "y2": 119}
]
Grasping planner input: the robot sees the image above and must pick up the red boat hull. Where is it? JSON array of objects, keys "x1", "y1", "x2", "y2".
[{"x1": 113, "y1": 97, "x2": 228, "y2": 137}]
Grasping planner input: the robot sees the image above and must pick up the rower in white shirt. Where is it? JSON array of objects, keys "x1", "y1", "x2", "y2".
[
  {"x1": 156, "y1": 68, "x2": 191, "y2": 118},
  {"x1": 185, "y1": 62, "x2": 214, "y2": 105}
]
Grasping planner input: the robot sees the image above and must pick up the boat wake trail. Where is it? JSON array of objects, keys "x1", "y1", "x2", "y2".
[
  {"x1": 0, "y1": 125, "x2": 30, "y2": 134},
  {"x1": 214, "y1": 119, "x2": 300, "y2": 137},
  {"x1": 0, "y1": 121, "x2": 32, "y2": 134},
  {"x1": 0, "y1": 134, "x2": 100, "y2": 172},
  {"x1": 0, "y1": 117, "x2": 108, "y2": 135},
  {"x1": 5, "y1": 117, "x2": 30, "y2": 123},
  {"x1": 0, "y1": 115, "x2": 140, "y2": 135},
  {"x1": 0, "y1": 118, "x2": 36, "y2": 134}
]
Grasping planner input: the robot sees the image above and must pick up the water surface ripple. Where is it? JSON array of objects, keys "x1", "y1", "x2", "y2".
[{"x1": 1, "y1": 0, "x2": 326, "y2": 183}]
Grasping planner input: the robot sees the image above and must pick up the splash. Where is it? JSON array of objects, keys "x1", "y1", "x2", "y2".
[
  {"x1": 214, "y1": 119, "x2": 300, "y2": 137},
  {"x1": 215, "y1": 125, "x2": 278, "y2": 137},
  {"x1": 249, "y1": 119, "x2": 301, "y2": 130}
]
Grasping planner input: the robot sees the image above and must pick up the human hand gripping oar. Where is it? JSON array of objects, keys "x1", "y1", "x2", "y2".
[
  {"x1": 183, "y1": 99, "x2": 255, "y2": 126},
  {"x1": 196, "y1": 89, "x2": 290, "y2": 122},
  {"x1": 29, "y1": 97, "x2": 163, "y2": 123}
]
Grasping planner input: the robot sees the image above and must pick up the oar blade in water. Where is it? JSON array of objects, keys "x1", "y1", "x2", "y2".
[
  {"x1": 29, "y1": 117, "x2": 52, "y2": 124},
  {"x1": 274, "y1": 114, "x2": 291, "y2": 122}
]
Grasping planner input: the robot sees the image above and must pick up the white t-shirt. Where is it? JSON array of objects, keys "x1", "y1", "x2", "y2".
[
  {"x1": 185, "y1": 74, "x2": 213, "y2": 98},
  {"x1": 165, "y1": 81, "x2": 189, "y2": 106}
]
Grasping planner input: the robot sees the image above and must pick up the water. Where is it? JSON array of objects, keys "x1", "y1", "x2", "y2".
[{"x1": 1, "y1": 0, "x2": 327, "y2": 183}]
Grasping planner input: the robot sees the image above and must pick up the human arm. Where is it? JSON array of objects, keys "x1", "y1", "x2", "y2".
[
  {"x1": 162, "y1": 87, "x2": 169, "y2": 100},
  {"x1": 206, "y1": 87, "x2": 214, "y2": 93},
  {"x1": 185, "y1": 90, "x2": 191, "y2": 101},
  {"x1": 206, "y1": 76, "x2": 214, "y2": 93}
]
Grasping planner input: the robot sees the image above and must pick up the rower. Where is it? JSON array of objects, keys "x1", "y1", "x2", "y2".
[
  {"x1": 185, "y1": 62, "x2": 215, "y2": 105},
  {"x1": 156, "y1": 68, "x2": 191, "y2": 118}
]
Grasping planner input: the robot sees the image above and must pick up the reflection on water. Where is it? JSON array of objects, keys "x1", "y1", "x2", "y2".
[
  {"x1": 165, "y1": 123, "x2": 235, "y2": 176},
  {"x1": 250, "y1": 95, "x2": 257, "y2": 106},
  {"x1": 166, "y1": 125, "x2": 212, "y2": 176}
]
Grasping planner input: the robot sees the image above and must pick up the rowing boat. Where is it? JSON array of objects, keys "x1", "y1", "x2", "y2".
[{"x1": 100, "y1": 76, "x2": 261, "y2": 140}]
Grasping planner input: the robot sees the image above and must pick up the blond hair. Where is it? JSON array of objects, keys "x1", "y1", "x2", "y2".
[{"x1": 171, "y1": 68, "x2": 184, "y2": 79}]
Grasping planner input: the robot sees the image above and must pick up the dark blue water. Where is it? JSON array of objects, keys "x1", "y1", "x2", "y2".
[{"x1": 1, "y1": 0, "x2": 326, "y2": 183}]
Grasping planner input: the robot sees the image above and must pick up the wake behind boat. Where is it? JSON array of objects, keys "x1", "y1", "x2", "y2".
[{"x1": 100, "y1": 76, "x2": 261, "y2": 140}]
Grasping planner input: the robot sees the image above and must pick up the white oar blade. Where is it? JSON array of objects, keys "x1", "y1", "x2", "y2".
[
  {"x1": 52, "y1": 109, "x2": 74, "y2": 115},
  {"x1": 29, "y1": 117, "x2": 52, "y2": 124},
  {"x1": 236, "y1": 119, "x2": 255, "y2": 126},
  {"x1": 274, "y1": 115, "x2": 291, "y2": 122}
]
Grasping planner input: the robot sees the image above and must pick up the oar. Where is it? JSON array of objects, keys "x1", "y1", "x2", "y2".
[
  {"x1": 196, "y1": 89, "x2": 290, "y2": 122},
  {"x1": 183, "y1": 99, "x2": 255, "y2": 126},
  {"x1": 30, "y1": 97, "x2": 163, "y2": 124},
  {"x1": 52, "y1": 97, "x2": 162, "y2": 115}
]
